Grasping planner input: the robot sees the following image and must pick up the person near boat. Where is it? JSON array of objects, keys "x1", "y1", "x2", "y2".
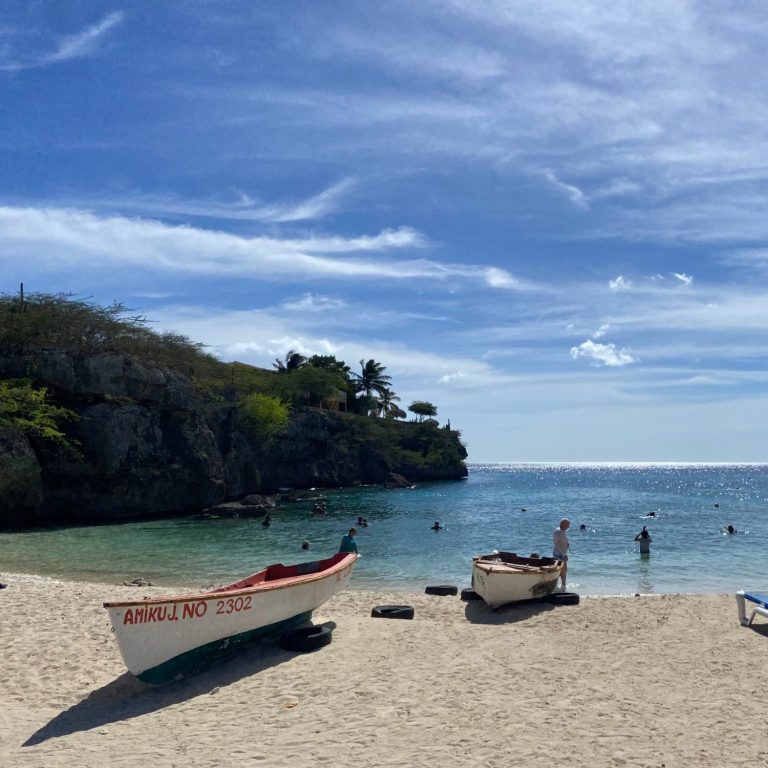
[
  {"x1": 339, "y1": 527, "x2": 358, "y2": 554},
  {"x1": 552, "y1": 518, "x2": 570, "y2": 589},
  {"x1": 634, "y1": 526, "x2": 652, "y2": 554}
]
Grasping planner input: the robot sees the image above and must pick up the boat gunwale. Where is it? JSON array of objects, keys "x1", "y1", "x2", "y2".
[
  {"x1": 472, "y1": 552, "x2": 562, "y2": 575},
  {"x1": 103, "y1": 553, "x2": 357, "y2": 609},
  {"x1": 473, "y1": 561, "x2": 561, "y2": 575}
]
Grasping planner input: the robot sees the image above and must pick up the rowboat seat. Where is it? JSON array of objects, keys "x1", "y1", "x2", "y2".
[{"x1": 475, "y1": 559, "x2": 547, "y2": 572}]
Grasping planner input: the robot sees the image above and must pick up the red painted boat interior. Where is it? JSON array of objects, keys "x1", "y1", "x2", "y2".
[{"x1": 210, "y1": 552, "x2": 350, "y2": 593}]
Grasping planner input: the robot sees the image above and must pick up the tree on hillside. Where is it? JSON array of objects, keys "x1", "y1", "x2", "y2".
[
  {"x1": 375, "y1": 388, "x2": 402, "y2": 418},
  {"x1": 0, "y1": 291, "x2": 222, "y2": 381},
  {"x1": 408, "y1": 400, "x2": 438, "y2": 422},
  {"x1": 306, "y1": 355, "x2": 351, "y2": 377},
  {"x1": 354, "y1": 359, "x2": 391, "y2": 397},
  {"x1": 0, "y1": 378, "x2": 79, "y2": 450},
  {"x1": 389, "y1": 405, "x2": 407, "y2": 420},
  {"x1": 273, "y1": 349, "x2": 306, "y2": 373},
  {"x1": 266, "y1": 366, "x2": 346, "y2": 409},
  {"x1": 239, "y1": 393, "x2": 290, "y2": 439}
]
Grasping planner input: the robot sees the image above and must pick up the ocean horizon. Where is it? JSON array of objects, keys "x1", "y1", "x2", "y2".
[{"x1": 2, "y1": 462, "x2": 766, "y2": 596}]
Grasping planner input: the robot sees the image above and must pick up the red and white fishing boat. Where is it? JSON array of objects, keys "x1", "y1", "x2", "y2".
[
  {"x1": 471, "y1": 551, "x2": 562, "y2": 608},
  {"x1": 104, "y1": 551, "x2": 357, "y2": 684}
]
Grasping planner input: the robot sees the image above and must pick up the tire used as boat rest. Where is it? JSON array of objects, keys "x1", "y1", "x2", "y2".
[
  {"x1": 424, "y1": 585, "x2": 458, "y2": 596},
  {"x1": 370, "y1": 605, "x2": 415, "y2": 620},
  {"x1": 543, "y1": 591, "x2": 580, "y2": 606},
  {"x1": 460, "y1": 588, "x2": 483, "y2": 601},
  {"x1": 280, "y1": 624, "x2": 333, "y2": 652}
]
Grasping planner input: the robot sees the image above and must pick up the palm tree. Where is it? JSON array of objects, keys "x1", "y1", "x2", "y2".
[
  {"x1": 374, "y1": 388, "x2": 401, "y2": 418},
  {"x1": 273, "y1": 349, "x2": 306, "y2": 373},
  {"x1": 354, "y1": 358, "x2": 392, "y2": 398}
]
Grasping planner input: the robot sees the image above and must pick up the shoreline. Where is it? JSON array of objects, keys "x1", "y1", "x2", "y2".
[
  {"x1": 3, "y1": 572, "x2": 768, "y2": 767},
  {"x1": 0, "y1": 568, "x2": 740, "y2": 598}
]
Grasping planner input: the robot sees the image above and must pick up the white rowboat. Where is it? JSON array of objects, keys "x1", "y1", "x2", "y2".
[
  {"x1": 104, "y1": 552, "x2": 357, "y2": 684},
  {"x1": 471, "y1": 551, "x2": 562, "y2": 609}
]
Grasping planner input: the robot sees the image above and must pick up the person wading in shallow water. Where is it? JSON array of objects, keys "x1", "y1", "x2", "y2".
[
  {"x1": 338, "y1": 527, "x2": 358, "y2": 554},
  {"x1": 634, "y1": 526, "x2": 652, "y2": 554},
  {"x1": 552, "y1": 518, "x2": 570, "y2": 589}
]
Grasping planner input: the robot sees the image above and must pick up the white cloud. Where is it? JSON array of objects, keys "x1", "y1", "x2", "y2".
[
  {"x1": 672, "y1": 272, "x2": 693, "y2": 286},
  {"x1": 570, "y1": 339, "x2": 637, "y2": 367},
  {"x1": 438, "y1": 371, "x2": 467, "y2": 384},
  {"x1": 593, "y1": 323, "x2": 611, "y2": 339},
  {"x1": 0, "y1": 12, "x2": 124, "y2": 71},
  {"x1": 0, "y1": 205, "x2": 535, "y2": 290},
  {"x1": 609, "y1": 275, "x2": 632, "y2": 291},
  {"x1": 483, "y1": 267, "x2": 524, "y2": 289},
  {"x1": 245, "y1": 178, "x2": 356, "y2": 222},
  {"x1": 282, "y1": 293, "x2": 345, "y2": 312}
]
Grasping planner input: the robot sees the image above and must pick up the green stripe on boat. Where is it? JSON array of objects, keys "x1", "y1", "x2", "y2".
[{"x1": 137, "y1": 611, "x2": 312, "y2": 685}]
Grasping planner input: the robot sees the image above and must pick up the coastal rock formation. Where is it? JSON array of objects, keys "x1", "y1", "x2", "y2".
[
  {"x1": 0, "y1": 352, "x2": 467, "y2": 528},
  {"x1": 0, "y1": 430, "x2": 43, "y2": 527},
  {"x1": 384, "y1": 472, "x2": 413, "y2": 488}
]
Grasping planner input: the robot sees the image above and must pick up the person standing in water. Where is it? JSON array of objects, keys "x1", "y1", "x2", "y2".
[
  {"x1": 634, "y1": 526, "x2": 652, "y2": 554},
  {"x1": 552, "y1": 518, "x2": 570, "y2": 589},
  {"x1": 338, "y1": 527, "x2": 358, "y2": 554}
]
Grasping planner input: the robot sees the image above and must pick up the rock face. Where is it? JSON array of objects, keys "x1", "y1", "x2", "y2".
[
  {"x1": 0, "y1": 352, "x2": 467, "y2": 528},
  {"x1": 0, "y1": 430, "x2": 43, "y2": 527}
]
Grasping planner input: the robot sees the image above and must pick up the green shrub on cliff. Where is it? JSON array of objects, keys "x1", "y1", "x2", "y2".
[
  {"x1": 0, "y1": 378, "x2": 78, "y2": 448},
  {"x1": 240, "y1": 392, "x2": 290, "y2": 438},
  {"x1": 0, "y1": 291, "x2": 223, "y2": 382}
]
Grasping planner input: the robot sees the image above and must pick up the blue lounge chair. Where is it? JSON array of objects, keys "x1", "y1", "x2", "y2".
[{"x1": 736, "y1": 590, "x2": 768, "y2": 626}]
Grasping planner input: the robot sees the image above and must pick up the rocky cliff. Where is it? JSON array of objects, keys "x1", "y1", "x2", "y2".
[{"x1": 0, "y1": 351, "x2": 467, "y2": 528}]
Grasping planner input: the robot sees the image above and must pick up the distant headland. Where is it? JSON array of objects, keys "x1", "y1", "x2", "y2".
[{"x1": 0, "y1": 290, "x2": 467, "y2": 529}]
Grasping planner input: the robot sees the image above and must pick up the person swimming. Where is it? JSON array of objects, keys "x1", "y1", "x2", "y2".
[
  {"x1": 431, "y1": 521, "x2": 443, "y2": 530},
  {"x1": 725, "y1": 524, "x2": 737, "y2": 534},
  {"x1": 262, "y1": 515, "x2": 272, "y2": 528}
]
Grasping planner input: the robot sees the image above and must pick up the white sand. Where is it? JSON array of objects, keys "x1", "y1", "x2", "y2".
[{"x1": 1, "y1": 573, "x2": 767, "y2": 768}]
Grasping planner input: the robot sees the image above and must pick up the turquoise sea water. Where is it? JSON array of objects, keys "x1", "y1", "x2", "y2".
[{"x1": 1, "y1": 463, "x2": 767, "y2": 596}]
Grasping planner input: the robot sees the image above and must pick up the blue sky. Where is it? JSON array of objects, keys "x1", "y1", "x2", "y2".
[{"x1": 3, "y1": 1, "x2": 768, "y2": 462}]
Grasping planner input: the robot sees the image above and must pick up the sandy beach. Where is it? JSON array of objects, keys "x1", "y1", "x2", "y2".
[{"x1": 1, "y1": 574, "x2": 766, "y2": 768}]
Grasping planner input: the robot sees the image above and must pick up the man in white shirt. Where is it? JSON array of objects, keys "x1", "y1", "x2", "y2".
[{"x1": 552, "y1": 518, "x2": 570, "y2": 589}]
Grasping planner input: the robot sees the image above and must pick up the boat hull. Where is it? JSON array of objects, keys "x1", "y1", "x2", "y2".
[
  {"x1": 104, "y1": 552, "x2": 356, "y2": 684},
  {"x1": 472, "y1": 552, "x2": 562, "y2": 609}
]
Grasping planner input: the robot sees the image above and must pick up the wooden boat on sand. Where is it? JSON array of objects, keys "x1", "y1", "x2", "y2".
[
  {"x1": 104, "y1": 551, "x2": 357, "y2": 684},
  {"x1": 471, "y1": 551, "x2": 562, "y2": 608}
]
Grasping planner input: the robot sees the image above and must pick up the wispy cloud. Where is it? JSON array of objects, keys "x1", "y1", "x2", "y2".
[
  {"x1": 593, "y1": 323, "x2": 611, "y2": 339},
  {"x1": 0, "y1": 12, "x2": 124, "y2": 71},
  {"x1": 609, "y1": 276, "x2": 632, "y2": 291},
  {"x1": 59, "y1": 178, "x2": 356, "y2": 224},
  {"x1": 0, "y1": 205, "x2": 531, "y2": 289},
  {"x1": 282, "y1": 293, "x2": 345, "y2": 312},
  {"x1": 543, "y1": 169, "x2": 588, "y2": 209},
  {"x1": 244, "y1": 178, "x2": 357, "y2": 222},
  {"x1": 672, "y1": 272, "x2": 693, "y2": 286}
]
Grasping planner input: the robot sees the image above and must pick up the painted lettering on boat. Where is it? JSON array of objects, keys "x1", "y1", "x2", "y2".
[
  {"x1": 182, "y1": 601, "x2": 208, "y2": 620},
  {"x1": 215, "y1": 595, "x2": 252, "y2": 615},
  {"x1": 122, "y1": 600, "x2": 210, "y2": 625},
  {"x1": 123, "y1": 603, "x2": 179, "y2": 625},
  {"x1": 120, "y1": 595, "x2": 255, "y2": 626}
]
